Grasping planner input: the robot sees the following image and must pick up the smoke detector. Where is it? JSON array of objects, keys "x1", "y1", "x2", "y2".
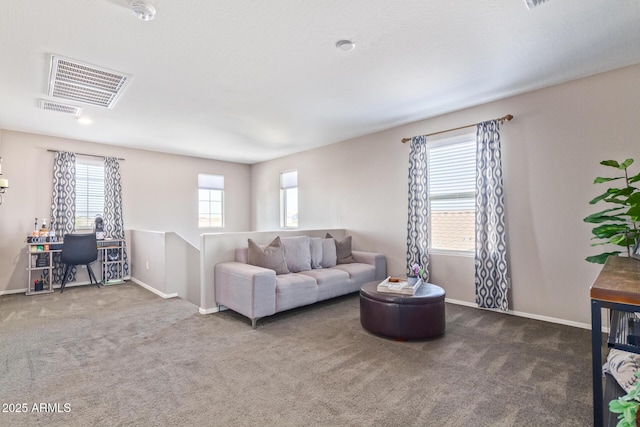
[
  {"x1": 524, "y1": 0, "x2": 549, "y2": 9},
  {"x1": 335, "y1": 40, "x2": 355, "y2": 52},
  {"x1": 130, "y1": 1, "x2": 156, "y2": 21}
]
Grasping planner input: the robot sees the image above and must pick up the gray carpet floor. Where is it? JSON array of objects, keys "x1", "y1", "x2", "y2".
[{"x1": 0, "y1": 282, "x2": 592, "y2": 426}]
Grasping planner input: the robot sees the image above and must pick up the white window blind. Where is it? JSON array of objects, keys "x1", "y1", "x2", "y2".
[
  {"x1": 198, "y1": 173, "x2": 224, "y2": 228},
  {"x1": 198, "y1": 173, "x2": 224, "y2": 190},
  {"x1": 428, "y1": 134, "x2": 476, "y2": 252},
  {"x1": 280, "y1": 170, "x2": 298, "y2": 228},
  {"x1": 75, "y1": 158, "x2": 105, "y2": 229},
  {"x1": 280, "y1": 170, "x2": 298, "y2": 189}
]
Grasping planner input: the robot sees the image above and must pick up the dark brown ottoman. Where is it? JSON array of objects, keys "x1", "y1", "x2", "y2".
[{"x1": 359, "y1": 280, "x2": 445, "y2": 340}]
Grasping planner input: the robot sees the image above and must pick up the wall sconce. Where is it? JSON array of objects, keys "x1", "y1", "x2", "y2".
[{"x1": 0, "y1": 157, "x2": 9, "y2": 205}]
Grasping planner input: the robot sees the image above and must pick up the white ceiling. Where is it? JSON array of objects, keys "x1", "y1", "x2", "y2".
[{"x1": 1, "y1": 0, "x2": 639, "y2": 164}]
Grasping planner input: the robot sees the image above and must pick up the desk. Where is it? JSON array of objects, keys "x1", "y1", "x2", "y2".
[
  {"x1": 590, "y1": 256, "x2": 640, "y2": 426},
  {"x1": 26, "y1": 238, "x2": 125, "y2": 295}
]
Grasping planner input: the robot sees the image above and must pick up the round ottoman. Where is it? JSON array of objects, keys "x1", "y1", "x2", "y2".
[{"x1": 359, "y1": 280, "x2": 445, "y2": 340}]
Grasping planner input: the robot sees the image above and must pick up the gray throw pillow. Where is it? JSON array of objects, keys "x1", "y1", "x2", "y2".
[
  {"x1": 321, "y1": 238, "x2": 337, "y2": 268},
  {"x1": 326, "y1": 233, "x2": 355, "y2": 264},
  {"x1": 309, "y1": 237, "x2": 323, "y2": 269},
  {"x1": 247, "y1": 237, "x2": 290, "y2": 275},
  {"x1": 281, "y1": 236, "x2": 311, "y2": 273}
]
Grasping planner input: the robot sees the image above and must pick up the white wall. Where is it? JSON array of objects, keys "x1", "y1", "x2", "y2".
[
  {"x1": 129, "y1": 230, "x2": 201, "y2": 305},
  {"x1": 251, "y1": 63, "x2": 640, "y2": 326},
  {"x1": 0, "y1": 131, "x2": 251, "y2": 293}
]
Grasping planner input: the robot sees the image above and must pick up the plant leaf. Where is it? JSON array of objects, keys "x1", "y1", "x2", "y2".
[
  {"x1": 584, "y1": 207, "x2": 625, "y2": 219},
  {"x1": 628, "y1": 205, "x2": 640, "y2": 222},
  {"x1": 586, "y1": 252, "x2": 622, "y2": 264},
  {"x1": 628, "y1": 192, "x2": 640, "y2": 205},
  {"x1": 589, "y1": 188, "x2": 635, "y2": 204},
  {"x1": 601, "y1": 160, "x2": 621, "y2": 168},
  {"x1": 619, "y1": 158, "x2": 634, "y2": 170},
  {"x1": 610, "y1": 234, "x2": 630, "y2": 246},
  {"x1": 628, "y1": 193, "x2": 640, "y2": 221},
  {"x1": 604, "y1": 197, "x2": 630, "y2": 205},
  {"x1": 629, "y1": 172, "x2": 640, "y2": 184},
  {"x1": 583, "y1": 213, "x2": 627, "y2": 224},
  {"x1": 610, "y1": 399, "x2": 626, "y2": 413},
  {"x1": 592, "y1": 223, "x2": 631, "y2": 238},
  {"x1": 589, "y1": 191, "x2": 611, "y2": 204},
  {"x1": 595, "y1": 176, "x2": 624, "y2": 183}
]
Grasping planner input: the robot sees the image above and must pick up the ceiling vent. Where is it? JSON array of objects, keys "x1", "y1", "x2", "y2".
[
  {"x1": 524, "y1": 0, "x2": 549, "y2": 9},
  {"x1": 38, "y1": 99, "x2": 82, "y2": 117},
  {"x1": 47, "y1": 55, "x2": 132, "y2": 109}
]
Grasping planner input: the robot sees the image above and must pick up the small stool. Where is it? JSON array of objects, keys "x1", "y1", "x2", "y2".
[{"x1": 359, "y1": 280, "x2": 445, "y2": 340}]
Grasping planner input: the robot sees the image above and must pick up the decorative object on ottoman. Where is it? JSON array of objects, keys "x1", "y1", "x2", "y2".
[
  {"x1": 408, "y1": 263, "x2": 424, "y2": 286},
  {"x1": 377, "y1": 277, "x2": 421, "y2": 295}
]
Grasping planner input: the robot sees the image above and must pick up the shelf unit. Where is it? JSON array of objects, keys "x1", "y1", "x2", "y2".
[
  {"x1": 25, "y1": 238, "x2": 125, "y2": 294},
  {"x1": 590, "y1": 256, "x2": 640, "y2": 426},
  {"x1": 98, "y1": 239, "x2": 125, "y2": 285},
  {"x1": 26, "y1": 243, "x2": 60, "y2": 295}
]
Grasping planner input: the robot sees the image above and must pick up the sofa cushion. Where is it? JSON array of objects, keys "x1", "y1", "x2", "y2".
[
  {"x1": 321, "y1": 238, "x2": 337, "y2": 268},
  {"x1": 299, "y1": 268, "x2": 351, "y2": 301},
  {"x1": 310, "y1": 237, "x2": 323, "y2": 269},
  {"x1": 331, "y1": 263, "x2": 376, "y2": 284},
  {"x1": 326, "y1": 233, "x2": 356, "y2": 264},
  {"x1": 275, "y1": 273, "x2": 318, "y2": 312},
  {"x1": 281, "y1": 236, "x2": 312, "y2": 272},
  {"x1": 247, "y1": 237, "x2": 290, "y2": 275},
  {"x1": 235, "y1": 247, "x2": 249, "y2": 263}
]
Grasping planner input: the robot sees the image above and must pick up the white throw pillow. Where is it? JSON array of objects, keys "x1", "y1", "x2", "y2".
[
  {"x1": 281, "y1": 236, "x2": 312, "y2": 273},
  {"x1": 309, "y1": 237, "x2": 323, "y2": 269},
  {"x1": 603, "y1": 348, "x2": 640, "y2": 392},
  {"x1": 321, "y1": 238, "x2": 337, "y2": 268}
]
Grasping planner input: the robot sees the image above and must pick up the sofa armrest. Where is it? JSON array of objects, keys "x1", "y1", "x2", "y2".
[
  {"x1": 351, "y1": 251, "x2": 387, "y2": 280},
  {"x1": 214, "y1": 262, "x2": 277, "y2": 320}
]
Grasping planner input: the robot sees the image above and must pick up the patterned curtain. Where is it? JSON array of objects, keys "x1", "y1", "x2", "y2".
[
  {"x1": 406, "y1": 135, "x2": 430, "y2": 281},
  {"x1": 475, "y1": 120, "x2": 509, "y2": 310},
  {"x1": 50, "y1": 151, "x2": 77, "y2": 284},
  {"x1": 104, "y1": 157, "x2": 129, "y2": 280}
]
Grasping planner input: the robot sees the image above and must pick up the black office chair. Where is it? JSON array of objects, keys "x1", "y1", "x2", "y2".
[{"x1": 60, "y1": 233, "x2": 99, "y2": 293}]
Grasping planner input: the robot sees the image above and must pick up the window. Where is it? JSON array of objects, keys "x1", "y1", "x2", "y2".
[
  {"x1": 428, "y1": 133, "x2": 476, "y2": 253},
  {"x1": 198, "y1": 174, "x2": 224, "y2": 228},
  {"x1": 75, "y1": 157, "x2": 104, "y2": 229},
  {"x1": 280, "y1": 170, "x2": 298, "y2": 228}
]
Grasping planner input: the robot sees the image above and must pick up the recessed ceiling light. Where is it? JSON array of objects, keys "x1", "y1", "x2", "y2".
[
  {"x1": 336, "y1": 40, "x2": 355, "y2": 52},
  {"x1": 130, "y1": 1, "x2": 156, "y2": 21},
  {"x1": 77, "y1": 117, "x2": 93, "y2": 125}
]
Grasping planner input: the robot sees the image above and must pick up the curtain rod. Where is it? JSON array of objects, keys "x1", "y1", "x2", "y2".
[
  {"x1": 400, "y1": 114, "x2": 514, "y2": 143},
  {"x1": 47, "y1": 149, "x2": 125, "y2": 161}
]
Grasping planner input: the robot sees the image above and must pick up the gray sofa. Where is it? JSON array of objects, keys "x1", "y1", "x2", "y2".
[{"x1": 214, "y1": 235, "x2": 386, "y2": 328}]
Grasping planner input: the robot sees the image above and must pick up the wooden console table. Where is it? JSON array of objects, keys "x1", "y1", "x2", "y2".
[{"x1": 590, "y1": 256, "x2": 640, "y2": 426}]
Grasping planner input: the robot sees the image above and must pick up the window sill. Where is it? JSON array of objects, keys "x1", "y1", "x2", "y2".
[{"x1": 428, "y1": 249, "x2": 474, "y2": 258}]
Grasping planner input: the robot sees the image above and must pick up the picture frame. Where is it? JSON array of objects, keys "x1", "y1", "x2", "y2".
[{"x1": 632, "y1": 239, "x2": 640, "y2": 261}]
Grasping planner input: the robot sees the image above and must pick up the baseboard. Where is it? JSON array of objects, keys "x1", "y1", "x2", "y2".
[
  {"x1": 445, "y1": 297, "x2": 594, "y2": 331},
  {"x1": 199, "y1": 306, "x2": 222, "y2": 315},
  {"x1": 130, "y1": 278, "x2": 179, "y2": 299},
  {"x1": 0, "y1": 281, "x2": 97, "y2": 295},
  {"x1": 0, "y1": 288, "x2": 28, "y2": 296}
]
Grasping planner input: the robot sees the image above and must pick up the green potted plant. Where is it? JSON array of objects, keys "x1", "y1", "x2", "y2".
[
  {"x1": 610, "y1": 371, "x2": 640, "y2": 427},
  {"x1": 584, "y1": 158, "x2": 640, "y2": 264}
]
